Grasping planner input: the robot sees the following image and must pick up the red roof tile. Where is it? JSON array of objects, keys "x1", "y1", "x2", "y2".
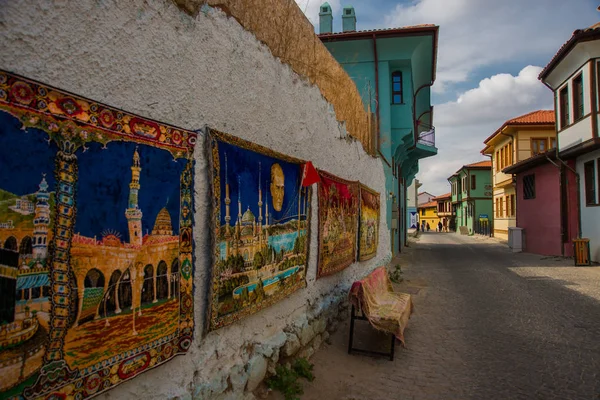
[
  {"x1": 418, "y1": 201, "x2": 437, "y2": 209},
  {"x1": 539, "y1": 23, "x2": 600, "y2": 80},
  {"x1": 483, "y1": 110, "x2": 555, "y2": 145},
  {"x1": 317, "y1": 25, "x2": 437, "y2": 38},
  {"x1": 433, "y1": 192, "x2": 451, "y2": 200},
  {"x1": 465, "y1": 160, "x2": 492, "y2": 168}
]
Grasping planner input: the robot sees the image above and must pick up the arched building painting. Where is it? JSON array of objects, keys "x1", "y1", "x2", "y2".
[
  {"x1": 208, "y1": 129, "x2": 311, "y2": 330},
  {"x1": 0, "y1": 71, "x2": 196, "y2": 399}
]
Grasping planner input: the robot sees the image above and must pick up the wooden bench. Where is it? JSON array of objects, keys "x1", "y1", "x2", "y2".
[{"x1": 348, "y1": 266, "x2": 413, "y2": 361}]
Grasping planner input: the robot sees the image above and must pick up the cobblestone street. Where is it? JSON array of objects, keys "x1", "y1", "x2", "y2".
[{"x1": 300, "y1": 233, "x2": 600, "y2": 400}]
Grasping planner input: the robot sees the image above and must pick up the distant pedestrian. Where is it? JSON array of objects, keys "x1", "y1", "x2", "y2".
[
  {"x1": 421, "y1": 221, "x2": 425, "y2": 232},
  {"x1": 438, "y1": 221, "x2": 443, "y2": 232},
  {"x1": 426, "y1": 222, "x2": 431, "y2": 232}
]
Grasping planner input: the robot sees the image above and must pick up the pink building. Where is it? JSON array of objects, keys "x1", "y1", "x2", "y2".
[{"x1": 504, "y1": 151, "x2": 578, "y2": 257}]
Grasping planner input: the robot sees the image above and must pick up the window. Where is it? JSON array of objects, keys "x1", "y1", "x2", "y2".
[
  {"x1": 523, "y1": 174, "x2": 535, "y2": 199},
  {"x1": 421, "y1": 208, "x2": 425, "y2": 216},
  {"x1": 462, "y1": 177, "x2": 467, "y2": 193},
  {"x1": 531, "y1": 138, "x2": 547, "y2": 155},
  {"x1": 573, "y1": 74, "x2": 584, "y2": 121},
  {"x1": 584, "y1": 161, "x2": 597, "y2": 205},
  {"x1": 598, "y1": 159, "x2": 600, "y2": 203},
  {"x1": 392, "y1": 71, "x2": 403, "y2": 104},
  {"x1": 550, "y1": 137, "x2": 557, "y2": 149},
  {"x1": 321, "y1": 6, "x2": 328, "y2": 12},
  {"x1": 496, "y1": 151, "x2": 500, "y2": 171},
  {"x1": 559, "y1": 86, "x2": 569, "y2": 128},
  {"x1": 471, "y1": 175, "x2": 476, "y2": 190},
  {"x1": 505, "y1": 195, "x2": 510, "y2": 217},
  {"x1": 510, "y1": 194, "x2": 515, "y2": 217},
  {"x1": 345, "y1": 8, "x2": 352, "y2": 14},
  {"x1": 499, "y1": 197, "x2": 504, "y2": 217}
]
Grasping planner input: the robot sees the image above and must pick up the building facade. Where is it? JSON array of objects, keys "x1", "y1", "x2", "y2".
[
  {"x1": 406, "y1": 179, "x2": 421, "y2": 229},
  {"x1": 417, "y1": 201, "x2": 440, "y2": 231},
  {"x1": 417, "y1": 191, "x2": 435, "y2": 206},
  {"x1": 318, "y1": 4, "x2": 438, "y2": 254},
  {"x1": 539, "y1": 23, "x2": 600, "y2": 262},
  {"x1": 504, "y1": 152, "x2": 578, "y2": 256},
  {"x1": 448, "y1": 161, "x2": 493, "y2": 235},
  {"x1": 482, "y1": 110, "x2": 556, "y2": 240},
  {"x1": 433, "y1": 192, "x2": 453, "y2": 232}
]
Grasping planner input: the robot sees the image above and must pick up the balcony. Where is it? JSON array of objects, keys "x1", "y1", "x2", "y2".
[{"x1": 417, "y1": 123, "x2": 435, "y2": 147}]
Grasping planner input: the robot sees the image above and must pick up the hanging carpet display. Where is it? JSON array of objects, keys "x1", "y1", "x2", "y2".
[
  {"x1": 316, "y1": 171, "x2": 359, "y2": 278},
  {"x1": 358, "y1": 184, "x2": 380, "y2": 261},
  {"x1": 207, "y1": 129, "x2": 311, "y2": 330},
  {"x1": 0, "y1": 70, "x2": 196, "y2": 400}
]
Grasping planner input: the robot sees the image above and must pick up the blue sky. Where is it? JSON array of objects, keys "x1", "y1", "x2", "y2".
[
  {"x1": 296, "y1": 0, "x2": 599, "y2": 193},
  {"x1": 216, "y1": 140, "x2": 304, "y2": 226},
  {"x1": 0, "y1": 111, "x2": 185, "y2": 241}
]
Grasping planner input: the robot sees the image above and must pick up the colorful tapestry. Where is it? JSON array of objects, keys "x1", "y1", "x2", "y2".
[
  {"x1": 358, "y1": 185, "x2": 380, "y2": 261},
  {"x1": 207, "y1": 129, "x2": 311, "y2": 330},
  {"x1": 0, "y1": 71, "x2": 196, "y2": 399},
  {"x1": 349, "y1": 267, "x2": 413, "y2": 346},
  {"x1": 316, "y1": 171, "x2": 359, "y2": 278}
]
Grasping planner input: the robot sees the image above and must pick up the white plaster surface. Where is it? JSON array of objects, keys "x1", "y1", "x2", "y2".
[{"x1": 0, "y1": 1, "x2": 391, "y2": 398}]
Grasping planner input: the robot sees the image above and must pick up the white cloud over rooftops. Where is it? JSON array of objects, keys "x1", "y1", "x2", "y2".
[{"x1": 417, "y1": 65, "x2": 554, "y2": 194}]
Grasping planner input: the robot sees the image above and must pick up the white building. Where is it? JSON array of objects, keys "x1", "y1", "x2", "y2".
[
  {"x1": 417, "y1": 191, "x2": 435, "y2": 206},
  {"x1": 539, "y1": 23, "x2": 600, "y2": 262}
]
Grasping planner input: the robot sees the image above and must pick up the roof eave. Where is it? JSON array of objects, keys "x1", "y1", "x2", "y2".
[
  {"x1": 539, "y1": 28, "x2": 600, "y2": 81},
  {"x1": 319, "y1": 25, "x2": 439, "y2": 83},
  {"x1": 503, "y1": 151, "x2": 557, "y2": 174}
]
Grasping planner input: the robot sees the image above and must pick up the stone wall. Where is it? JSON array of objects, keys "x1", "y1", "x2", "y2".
[{"x1": 0, "y1": 1, "x2": 391, "y2": 399}]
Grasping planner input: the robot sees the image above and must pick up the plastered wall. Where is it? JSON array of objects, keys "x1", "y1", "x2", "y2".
[{"x1": 0, "y1": 0, "x2": 391, "y2": 398}]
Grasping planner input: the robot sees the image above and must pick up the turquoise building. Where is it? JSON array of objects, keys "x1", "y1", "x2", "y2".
[
  {"x1": 448, "y1": 161, "x2": 493, "y2": 234},
  {"x1": 318, "y1": 4, "x2": 438, "y2": 255}
]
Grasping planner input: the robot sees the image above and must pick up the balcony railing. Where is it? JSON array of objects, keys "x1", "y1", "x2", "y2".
[{"x1": 417, "y1": 122, "x2": 436, "y2": 147}]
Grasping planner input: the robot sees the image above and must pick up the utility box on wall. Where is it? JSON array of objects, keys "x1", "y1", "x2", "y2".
[{"x1": 508, "y1": 227, "x2": 523, "y2": 252}]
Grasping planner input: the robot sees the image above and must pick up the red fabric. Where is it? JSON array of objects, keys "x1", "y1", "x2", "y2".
[{"x1": 301, "y1": 161, "x2": 320, "y2": 187}]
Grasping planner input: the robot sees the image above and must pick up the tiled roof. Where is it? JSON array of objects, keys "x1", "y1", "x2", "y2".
[
  {"x1": 465, "y1": 160, "x2": 492, "y2": 168},
  {"x1": 317, "y1": 24, "x2": 437, "y2": 38},
  {"x1": 433, "y1": 192, "x2": 451, "y2": 200},
  {"x1": 483, "y1": 110, "x2": 555, "y2": 145},
  {"x1": 539, "y1": 23, "x2": 600, "y2": 80},
  {"x1": 418, "y1": 201, "x2": 437, "y2": 209},
  {"x1": 502, "y1": 149, "x2": 557, "y2": 175}
]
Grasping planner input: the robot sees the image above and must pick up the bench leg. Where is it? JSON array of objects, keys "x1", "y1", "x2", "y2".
[
  {"x1": 348, "y1": 305, "x2": 356, "y2": 355},
  {"x1": 390, "y1": 333, "x2": 395, "y2": 361}
]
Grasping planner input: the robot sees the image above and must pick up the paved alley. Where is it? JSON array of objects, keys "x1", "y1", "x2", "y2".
[{"x1": 299, "y1": 233, "x2": 600, "y2": 400}]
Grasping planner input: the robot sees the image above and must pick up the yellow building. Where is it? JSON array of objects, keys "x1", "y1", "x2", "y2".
[
  {"x1": 417, "y1": 201, "x2": 441, "y2": 231},
  {"x1": 481, "y1": 110, "x2": 556, "y2": 239}
]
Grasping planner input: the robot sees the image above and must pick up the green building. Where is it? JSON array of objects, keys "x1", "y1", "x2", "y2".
[
  {"x1": 318, "y1": 4, "x2": 438, "y2": 255},
  {"x1": 448, "y1": 161, "x2": 493, "y2": 234}
]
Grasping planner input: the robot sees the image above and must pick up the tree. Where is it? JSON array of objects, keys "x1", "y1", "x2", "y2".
[{"x1": 253, "y1": 252, "x2": 264, "y2": 269}]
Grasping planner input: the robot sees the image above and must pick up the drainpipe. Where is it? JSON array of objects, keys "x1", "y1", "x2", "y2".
[
  {"x1": 547, "y1": 154, "x2": 582, "y2": 238},
  {"x1": 372, "y1": 34, "x2": 390, "y2": 167},
  {"x1": 543, "y1": 154, "x2": 565, "y2": 256},
  {"x1": 482, "y1": 153, "x2": 493, "y2": 236}
]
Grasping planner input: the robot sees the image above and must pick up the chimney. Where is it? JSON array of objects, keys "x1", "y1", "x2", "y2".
[
  {"x1": 319, "y1": 2, "x2": 333, "y2": 34},
  {"x1": 342, "y1": 5, "x2": 356, "y2": 32}
]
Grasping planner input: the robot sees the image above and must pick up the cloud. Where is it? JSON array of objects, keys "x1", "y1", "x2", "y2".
[
  {"x1": 383, "y1": 0, "x2": 597, "y2": 93},
  {"x1": 416, "y1": 66, "x2": 554, "y2": 194}
]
